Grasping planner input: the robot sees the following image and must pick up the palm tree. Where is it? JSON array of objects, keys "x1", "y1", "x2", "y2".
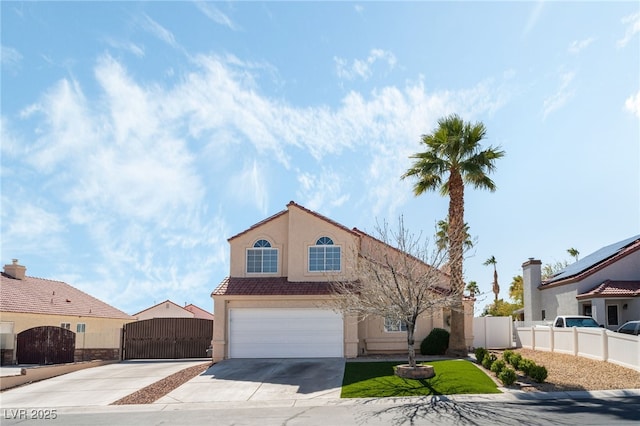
[
  {"x1": 402, "y1": 114, "x2": 504, "y2": 357},
  {"x1": 483, "y1": 255, "x2": 499, "y2": 302},
  {"x1": 567, "y1": 247, "x2": 580, "y2": 262},
  {"x1": 466, "y1": 280, "x2": 479, "y2": 298},
  {"x1": 435, "y1": 218, "x2": 474, "y2": 252}
]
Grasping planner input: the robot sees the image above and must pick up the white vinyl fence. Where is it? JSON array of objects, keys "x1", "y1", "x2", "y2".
[
  {"x1": 473, "y1": 316, "x2": 514, "y2": 349},
  {"x1": 516, "y1": 326, "x2": 640, "y2": 372}
]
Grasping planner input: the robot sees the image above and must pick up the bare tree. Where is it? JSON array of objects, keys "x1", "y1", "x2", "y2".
[{"x1": 328, "y1": 217, "x2": 463, "y2": 368}]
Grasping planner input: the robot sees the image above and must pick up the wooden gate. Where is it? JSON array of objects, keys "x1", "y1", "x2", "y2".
[
  {"x1": 17, "y1": 326, "x2": 76, "y2": 365},
  {"x1": 123, "y1": 318, "x2": 213, "y2": 359}
]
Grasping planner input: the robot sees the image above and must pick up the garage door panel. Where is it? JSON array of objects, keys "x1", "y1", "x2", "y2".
[{"x1": 229, "y1": 309, "x2": 343, "y2": 358}]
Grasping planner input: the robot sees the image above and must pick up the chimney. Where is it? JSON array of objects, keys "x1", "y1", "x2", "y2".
[
  {"x1": 4, "y1": 259, "x2": 26, "y2": 280},
  {"x1": 522, "y1": 258, "x2": 542, "y2": 322}
]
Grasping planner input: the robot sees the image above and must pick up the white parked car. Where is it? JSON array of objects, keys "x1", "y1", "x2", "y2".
[
  {"x1": 616, "y1": 321, "x2": 640, "y2": 336},
  {"x1": 553, "y1": 315, "x2": 601, "y2": 328}
]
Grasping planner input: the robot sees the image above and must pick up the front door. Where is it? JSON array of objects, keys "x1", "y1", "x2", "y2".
[{"x1": 607, "y1": 305, "x2": 619, "y2": 328}]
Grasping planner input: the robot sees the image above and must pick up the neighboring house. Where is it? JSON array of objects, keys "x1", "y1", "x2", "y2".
[
  {"x1": 211, "y1": 201, "x2": 474, "y2": 361},
  {"x1": 0, "y1": 260, "x2": 134, "y2": 364},
  {"x1": 133, "y1": 300, "x2": 214, "y2": 321},
  {"x1": 522, "y1": 235, "x2": 640, "y2": 329},
  {"x1": 184, "y1": 303, "x2": 215, "y2": 320}
]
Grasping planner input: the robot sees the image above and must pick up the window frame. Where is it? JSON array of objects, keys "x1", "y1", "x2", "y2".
[
  {"x1": 246, "y1": 239, "x2": 278, "y2": 274},
  {"x1": 384, "y1": 316, "x2": 407, "y2": 333},
  {"x1": 308, "y1": 236, "x2": 341, "y2": 272},
  {"x1": 76, "y1": 323, "x2": 86, "y2": 333},
  {"x1": 60, "y1": 323, "x2": 71, "y2": 330}
]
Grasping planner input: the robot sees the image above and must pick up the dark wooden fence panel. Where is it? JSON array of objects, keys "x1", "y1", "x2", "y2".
[
  {"x1": 123, "y1": 318, "x2": 213, "y2": 359},
  {"x1": 17, "y1": 326, "x2": 76, "y2": 365}
]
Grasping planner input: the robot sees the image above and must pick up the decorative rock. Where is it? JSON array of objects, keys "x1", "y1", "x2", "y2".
[{"x1": 395, "y1": 364, "x2": 435, "y2": 379}]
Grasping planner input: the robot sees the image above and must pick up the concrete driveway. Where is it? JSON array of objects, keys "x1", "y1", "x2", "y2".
[
  {"x1": 0, "y1": 359, "x2": 208, "y2": 408},
  {"x1": 155, "y1": 358, "x2": 346, "y2": 404}
]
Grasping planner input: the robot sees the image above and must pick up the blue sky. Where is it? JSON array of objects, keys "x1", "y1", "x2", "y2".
[{"x1": 2, "y1": 1, "x2": 639, "y2": 316}]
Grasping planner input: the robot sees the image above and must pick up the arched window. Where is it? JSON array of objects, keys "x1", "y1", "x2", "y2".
[
  {"x1": 247, "y1": 239, "x2": 278, "y2": 273},
  {"x1": 309, "y1": 236, "x2": 341, "y2": 272}
]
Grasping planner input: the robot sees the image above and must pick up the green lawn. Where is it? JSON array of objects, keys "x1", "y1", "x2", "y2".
[{"x1": 341, "y1": 360, "x2": 501, "y2": 398}]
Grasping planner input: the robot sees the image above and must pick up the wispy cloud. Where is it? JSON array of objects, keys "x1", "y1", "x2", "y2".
[
  {"x1": 335, "y1": 49, "x2": 397, "y2": 81},
  {"x1": 140, "y1": 13, "x2": 179, "y2": 49},
  {"x1": 523, "y1": 1, "x2": 545, "y2": 36},
  {"x1": 3, "y1": 51, "x2": 511, "y2": 311},
  {"x1": 296, "y1": 168, "x2": 350, "y2": 213},
  {"x1": 1, "y1": 45, "x2": 22, "y2": 69},
  {"x1": 103, "y1": 37, "x2": 145, "y2": 57},
  {"x1": 617, "y1": 12, "x2": 640, "y2": 48},
  {"x1": 195, "y1": 1, "x2": 239, "y2": 31},
  {"x1": 625, "y1": 90, "x2": 640, "y2": 118},
  {"x1": 230, "y1": 159, "x2": 269, "y2": 215},
  {"x1": 1, "y1": 200, "x2": 66, "y2": 255},
  {"x1": 568, "y1": 37, "x2": 595, "y2": 54},
  {"x1": 543, "y1": 71, "x2": 575, "y2": 119}
]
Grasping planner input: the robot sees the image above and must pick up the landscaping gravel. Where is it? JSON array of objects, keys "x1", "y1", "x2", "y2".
[
  {"x1": 111, "y1": 362, "x2": 211, "y2": 405},
  {"x1": 111, "y1": 349, "x2": 640, "y2": 405},
  {"x1": 499, "y1": 349, "x2": 640, "y2": 392}
]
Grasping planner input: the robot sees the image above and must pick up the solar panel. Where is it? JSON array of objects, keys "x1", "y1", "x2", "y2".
[{"x1": 544, "y1": 234, "x2": 640, "y2": 284}]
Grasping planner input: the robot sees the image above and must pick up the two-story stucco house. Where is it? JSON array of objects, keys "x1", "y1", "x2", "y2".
[
  {"x1": 211, "y1": 201, "x2": 474, "y2": 361},
  {"x1": 522, "y1": 234, "x2": 640, "y2": 329}
]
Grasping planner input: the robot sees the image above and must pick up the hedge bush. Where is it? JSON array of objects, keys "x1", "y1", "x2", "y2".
[
  {"x1": 475, "y1": 347, "x2": 488, "y2": 364},
  {"x1": 490, "y1": 359, "x2": 506, "y2": 374},
  {"x1": 529, "y1": 365, "x2": 548, "y2": 383},
  {"x1": 518, "y1": 358, "x2": 536, "y2": 376},
  {"x1": 498, "y1": 367, "x2": 517, "y2": 386},
  {"x1": 509, "y1": 353, "x2": 523, "y2": 370},
  {"x1": 502, "y1": 350, "x2": 514, "y2": 364},
  {"x1": 482, "y1": 353, "x2": 496, "y2": 370},
  {"x1": 420, "y1": 328, "x2": 450, "y2": 355}
]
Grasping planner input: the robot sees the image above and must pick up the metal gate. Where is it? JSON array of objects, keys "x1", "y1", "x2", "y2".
[
  {"x1": 123, "y1": 318, "x2": 213, "y2": 359},
  {"x1": 16, "y1": 326, "x2": 76, "y2": 364}
]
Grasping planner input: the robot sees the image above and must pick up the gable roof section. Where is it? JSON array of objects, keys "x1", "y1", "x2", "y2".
[
  {"x1": 132, "y1": 299, "x2": 191, "y2": 317},
  {"x1": 212, "y1": 276, "x2": 335, "y2": 296},
  {"x1": 0, "y1": 273, "x2": 133, "y2": 320},
  {"x1": 227, "y1": 201, "x2": 360, "y2": 242},
  {"x1": 184, "y1": 303, "x2": 214, "y2": 320},
  {"x1": 577, "y1": 280, "x2": 640, "y2": 300},
  {"x1": 542, "y1": 235, "x2": 640, "y2": 286}
]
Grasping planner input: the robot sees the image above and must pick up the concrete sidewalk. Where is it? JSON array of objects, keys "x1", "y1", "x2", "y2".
[{"x1": 0, "y1": 359, "x2": 209, "y2": 408}]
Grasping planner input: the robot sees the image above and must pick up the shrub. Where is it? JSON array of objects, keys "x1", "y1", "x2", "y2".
[
  {"x1": 502, "y1": 350, "x2": 514, "y2": 364},
  {"x1": 509, "y1": 353, "x2": 523, "y2": 370},
  {"x1": 490, "y1": 359, "x2": 506, "y2": 374},
  {"x1": 529, "y1": 365, "x2": 548, "y2": 383},
  {"x1": 474, "y1": 347, "x2": 488, "y2": 364},
  {"x1": 518, "y1": 358, "x2": 536, "y2": 376},
  {"x1": 482, "y1": 353, "x2": 496, "y2": 370},
  {"x1": 498, "y1": 368, "x2": 517, "y2": 386},
  {"x1": 420, "y1": 328, "x2": 450, "y2": 355}
]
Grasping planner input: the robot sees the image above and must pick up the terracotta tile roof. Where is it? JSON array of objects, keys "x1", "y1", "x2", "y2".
[
  {"x1": 577, "y1": 280, "x2": 640, "y2": 300},
  {"x1": 212, "y1": 276, "x2": 336, "y2": 296},
  {"x1": 184, "y1": 303, "x2": 214, "y2": 320},
  {"x1": 0, "y1": 273, "x2": 134, "y2": 320}
]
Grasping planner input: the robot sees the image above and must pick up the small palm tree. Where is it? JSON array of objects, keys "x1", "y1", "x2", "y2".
[
  {"x1": 483, "y1": 255, "x2": 499, "y2": 302},
  {"x1": 402, "y1": 114, "x2": 505, "y2": 356},
  {"x1": 435, "y1": 218, "x2": 473, "y2": 252},
  {"x1": 567, "y1": 247, "x2": 580, "y2": 262},
  {"x1": 466, "y1": 280, "x2": 480, "y2": 298}
]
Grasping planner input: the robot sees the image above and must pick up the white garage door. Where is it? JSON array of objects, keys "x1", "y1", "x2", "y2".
[{"x1": 229, "y1": 308, "x2": 344, "y2": 358}]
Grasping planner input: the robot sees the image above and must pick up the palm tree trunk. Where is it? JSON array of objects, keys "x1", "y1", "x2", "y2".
[{"x1": 446, "y1": 170, "x2": 467, "y2": 357}]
